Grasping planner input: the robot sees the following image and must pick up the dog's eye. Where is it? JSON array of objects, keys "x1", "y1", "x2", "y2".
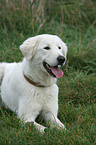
[
  {"x1": 44, "y1": 47, "x2": 50, "y2": 50},
  {"x1": 58, "y1": 46, "x2": 61, "y2": 50}
]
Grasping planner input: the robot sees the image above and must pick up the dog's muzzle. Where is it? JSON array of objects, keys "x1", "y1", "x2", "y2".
[{"x1": 43, "y1": 55, "x2": 66, "y2": 78}]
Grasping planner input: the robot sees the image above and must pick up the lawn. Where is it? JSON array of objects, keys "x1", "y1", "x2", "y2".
[{"x1": 0, "y1": 0, "x2": 96, "y2": 144}]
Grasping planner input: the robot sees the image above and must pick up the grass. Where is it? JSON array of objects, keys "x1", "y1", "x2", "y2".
[{"x1": 0, "y1": 0, "x2": 96, "y2": 144}]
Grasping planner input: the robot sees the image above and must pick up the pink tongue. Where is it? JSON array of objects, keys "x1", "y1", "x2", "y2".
[{"x1": 50, "y1": 67, "x2": 63, "y2": 78}]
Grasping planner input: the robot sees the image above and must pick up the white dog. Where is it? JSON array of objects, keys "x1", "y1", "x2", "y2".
[{"x1": 0, "y1": 34, "x2": 67, "y2": 132}]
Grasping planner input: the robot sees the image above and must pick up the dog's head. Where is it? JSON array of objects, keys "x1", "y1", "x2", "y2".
[{"x1": 20, "y1": 34, "x2": 67, "y2": 78}]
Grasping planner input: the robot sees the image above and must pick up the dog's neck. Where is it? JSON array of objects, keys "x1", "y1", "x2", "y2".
[{"x1": 22, "y1": 59, "x2": 57, "y2": 87}]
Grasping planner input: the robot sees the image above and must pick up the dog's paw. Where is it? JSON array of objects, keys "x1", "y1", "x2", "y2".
[
  {"x1": 56, "y1": 122, "x2": 66, "y2": 130},
  {"x1": 38, "y1": 126, "x2": 47, "y2": 133}
]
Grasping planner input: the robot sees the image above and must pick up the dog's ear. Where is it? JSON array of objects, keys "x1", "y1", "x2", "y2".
[{"x1": 20, "y1": 36, "x2": 39, "y2": 60}]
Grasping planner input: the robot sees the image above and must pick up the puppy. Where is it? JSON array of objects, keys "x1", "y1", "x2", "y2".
[{"x1": 0, "y1": 34, "x2": 67, "y2": 132}]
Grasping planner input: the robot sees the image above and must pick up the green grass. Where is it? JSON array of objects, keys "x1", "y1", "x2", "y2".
[{"x1": 0, "y1": 0, "x2": 96, "y2": 144}]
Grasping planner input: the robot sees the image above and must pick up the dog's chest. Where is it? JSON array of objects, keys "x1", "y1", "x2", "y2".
[{"x1": 27, "y1": 84, "x2": 58, "y2": 106}]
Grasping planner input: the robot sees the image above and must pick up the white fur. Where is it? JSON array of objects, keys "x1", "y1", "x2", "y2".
[{"x1": 0, "y1": 34, "x2": 67, "y2": 133}]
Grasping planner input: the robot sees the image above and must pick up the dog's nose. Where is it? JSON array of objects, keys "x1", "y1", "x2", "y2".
[{"x1": 57, "y1": 56, "x2": 65, "y2": 65}]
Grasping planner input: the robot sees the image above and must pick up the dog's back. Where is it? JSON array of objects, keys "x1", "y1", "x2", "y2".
[
  {"x1": 0, "y1": 63, "x2": 7, "y2": 107},
  {"x1": 0, "y1": 63, "x2": 7, "y2": 84}
]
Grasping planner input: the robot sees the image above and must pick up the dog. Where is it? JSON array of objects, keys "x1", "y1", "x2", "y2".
[{"x1": 0, "y1": 34, "x2": 67, "y2": 132}]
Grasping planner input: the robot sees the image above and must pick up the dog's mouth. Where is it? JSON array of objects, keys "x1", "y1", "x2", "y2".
[{"x1": 43, "y1": 62, "x2": 63, "y2": 78}]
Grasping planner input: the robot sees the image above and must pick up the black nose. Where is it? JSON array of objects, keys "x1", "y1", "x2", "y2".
[{"x1": 57, "y1": 56, "x2": 65, "y2": 65}]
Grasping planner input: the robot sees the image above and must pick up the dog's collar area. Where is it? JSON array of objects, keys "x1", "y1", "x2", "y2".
[{"x1": 23, "y1": 74, "x2": 45, "y2": 87}]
